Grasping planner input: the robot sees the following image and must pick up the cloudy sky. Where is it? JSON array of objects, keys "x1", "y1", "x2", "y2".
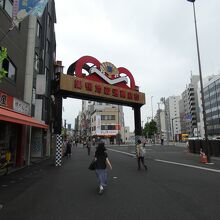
[{"x1": 55, "y1": 0, "x2": 220, "y2": 131}]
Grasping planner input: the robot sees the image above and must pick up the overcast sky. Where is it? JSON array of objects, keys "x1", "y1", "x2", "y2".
[{"x1": 55, "y1": 0, "x2": 220, "y2": 131}]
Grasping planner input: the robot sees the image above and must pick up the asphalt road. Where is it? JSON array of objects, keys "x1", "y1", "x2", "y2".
[{"x1": 0, "y1": 144, "x2": 220, "y2": 220}]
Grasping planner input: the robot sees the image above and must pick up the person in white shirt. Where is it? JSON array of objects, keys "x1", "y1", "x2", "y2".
[{"x1": 136, "y1": 139, "x2": 147, "y2": 170}]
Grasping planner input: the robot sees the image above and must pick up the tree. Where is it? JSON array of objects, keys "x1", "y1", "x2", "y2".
[
  {"x1": 0, "y1": 47, "x2": 7, "y2": 82},
  {"x1": 143, "y1": 120, "x2": 157, "y2": 138}
]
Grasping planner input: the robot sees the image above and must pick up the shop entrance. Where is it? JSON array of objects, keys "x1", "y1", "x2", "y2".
[{"x1": 53, "y1": 56, "x2": 145, "y2": 166}]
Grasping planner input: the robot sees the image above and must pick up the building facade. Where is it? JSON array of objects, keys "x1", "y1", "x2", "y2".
[
  {"x1": 203, "y1": 74, "x2": 220, "y2": 138},
  {"x1": 0, "y1": 0, "x2": 56, "y2": 166},
  {"x1": 78, "y1": 101, "x2": 125, "y2": 145},
  {"x1": 165, "y1": 96, "x2": 181, "y2": 141}
]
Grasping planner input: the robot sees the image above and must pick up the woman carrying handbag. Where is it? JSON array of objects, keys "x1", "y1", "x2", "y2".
[{"x1": 94, "y1": 142, "x2": 112, "y2": 194}]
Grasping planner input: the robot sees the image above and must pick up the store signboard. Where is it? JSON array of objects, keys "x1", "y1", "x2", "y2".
[
  {"x1": 13, "y1": 97, "x2": 30, "y2": 115},
  {"x1": 0, "y1": 90, "x2": 30, "y2": 115},
  {"x1": 60, "y1": 56, "x2": 145, "y2": 106},
  {"x1": 0, "y1": 91, "x2": 13, "y2": 109},
  {"x1": 60, "y1": 75, "x2": 145, "y2": 105},
  {"x1": 101, "y1": 130, "x2": 118, "y2": 135}
]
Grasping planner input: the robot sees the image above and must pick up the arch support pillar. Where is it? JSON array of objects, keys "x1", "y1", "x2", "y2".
[
  {"x1": 53, "y1": 94, "x2": 63, "y2": 166},
  {"x1": 134, "y1": 105, "x2": 142, "y2": 144}
]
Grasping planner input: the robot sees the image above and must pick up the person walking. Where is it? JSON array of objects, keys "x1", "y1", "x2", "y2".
[
  {"x1": 136, "y1": 139, "x2": 147, "y2": 170},
  {"x1": 94, "y1": 142, "x2": 112, "y2": 194},
  {"x1": 66, "y1": 140, "x2": 72, "y2": 158},
  {"x1": 87, "y1": 139, "x2": 91, "y2": 156}
]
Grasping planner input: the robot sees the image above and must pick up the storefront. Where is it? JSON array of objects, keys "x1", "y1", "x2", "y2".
[{"x1": 0, "y1": 91, "x2": 48, "y2": 167}]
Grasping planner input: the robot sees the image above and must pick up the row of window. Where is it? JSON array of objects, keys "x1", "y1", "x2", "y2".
[
  {"x1": 101, "y1": 115, "x2": 116, "y2": 120},
  {"x1": 207, "y1": 124, "x2": 220, "y2": 130},
  {"x1": 91, "y1": 125, "x2": 116, "y2": 131},
  {"x1": 101, "y1": 125, "x2": 116, "y2": 130},
  {"x1": 91, "y1": 115, "x2": 117, "y2": 122}
]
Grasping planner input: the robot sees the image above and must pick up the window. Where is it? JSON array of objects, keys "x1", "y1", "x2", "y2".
[
  {"x1": 47, "y1": 14, "x2": 52, "y2": 27},
  {"x1": 45, "y1": 67, "x2": 49, "y2": 76},
  {"x1": 46, "y1": 39, "x2": 50, "y2": 53},
  {"x1": 1, "y1": 0, "x2": 13, "y2": 17},
  {"x1": 101, "y1": 125, "x2": 108, "y2": 130},
  {"x1": 34, "y1": 53, "x2": 39, "y2": 70},
  {"x1": 2, "y1": 57, "x2": 16, "y2": 82},
  {"x1": 36, "y1": 21, "x2": 42, "y2": 39}
]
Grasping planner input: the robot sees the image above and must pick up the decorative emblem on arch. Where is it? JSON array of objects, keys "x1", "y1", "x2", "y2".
[{"x1": 67, "y1": 56, "x2": 136, "y2": 90}]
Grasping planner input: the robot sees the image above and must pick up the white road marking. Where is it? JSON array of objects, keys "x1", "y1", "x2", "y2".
[
  {"x1": 108, "y1": 148, "x2": 220, "y2": 173},
  {"x1": 155, "y1": 159, "x2": 220, "y2": 173},
  {"x1": 108, "y1": 148, "x2": 135, "y2": 157}
]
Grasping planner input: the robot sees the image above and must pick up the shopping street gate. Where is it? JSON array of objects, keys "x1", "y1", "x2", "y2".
[{"x1": 53, "y1": 56, "x2": 145, "y2": 166}]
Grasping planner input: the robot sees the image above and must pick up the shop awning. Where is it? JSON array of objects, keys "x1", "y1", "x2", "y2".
[{"x1": 0, "y1": 107, "x2": 48, "y2": 129}]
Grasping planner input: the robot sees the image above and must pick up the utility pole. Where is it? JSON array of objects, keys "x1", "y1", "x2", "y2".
[{"x1": 187, "y1": 0, "x2": 210, "y2": 162}]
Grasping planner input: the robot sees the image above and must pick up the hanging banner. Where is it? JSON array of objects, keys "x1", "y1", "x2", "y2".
[{"x1": 12, "y1": 0, "x2": 48, "y2": 25}]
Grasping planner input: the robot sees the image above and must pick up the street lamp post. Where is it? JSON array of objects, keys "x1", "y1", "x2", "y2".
[{"x1": 187, "y1": 0, "x2": 210, "y2": 162}]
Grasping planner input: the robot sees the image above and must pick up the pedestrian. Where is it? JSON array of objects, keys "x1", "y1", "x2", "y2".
[
  {"x1": 66, "y1": 140, "x2": 72, "y2": 158},
  {"x1": 136, "y1": 139, "x2": 147, "y2": 170},
  {"x1": 87, "y1": 139, "x2": 91, "y2": 156},
  {"x1": 92, "y1": 137, "x2": 96, "y2": 146},
  {"x1": 161, "y1": 138, "x2": 164, "y2": 145},
  {"x1": 94, "y1": 142, "x2": 112, "y2": 194}
]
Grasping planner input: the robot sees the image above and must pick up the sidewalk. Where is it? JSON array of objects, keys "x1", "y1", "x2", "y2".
[{"x1": 0, "y1": 157, "x2": 52, "y2": 177}]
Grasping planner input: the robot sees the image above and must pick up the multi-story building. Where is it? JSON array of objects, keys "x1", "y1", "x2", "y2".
[
  {"x1": 0, "y1": 0, "x2": 56, "y2": 166},
  {"x1": 179, "y1": 98, "x2": 187, "y2": 135},
  {"x1": 203, "y1": 74, "x2": 220, "y2": 138},
  {"x1": 165, "y1": 96, "x2": 181, "y2": 141},
  {"x1": 180, "y1": 75, "x2": 200, "y2": 137},
  {"x1": 155, "y1": 107, "x2": 166, "y2": 141},
  {"x1": 79, "y1": 101, "x2": 124, "y2": 144}
]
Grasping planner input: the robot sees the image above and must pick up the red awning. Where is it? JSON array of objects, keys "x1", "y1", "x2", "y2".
[{"x1": 0, "y1": 107, "x2": 48, "y2": 129}]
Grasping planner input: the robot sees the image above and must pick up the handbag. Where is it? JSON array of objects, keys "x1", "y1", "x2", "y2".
[{"x1": 88, "y1": 159, "x2": 97, "y2": 170}]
